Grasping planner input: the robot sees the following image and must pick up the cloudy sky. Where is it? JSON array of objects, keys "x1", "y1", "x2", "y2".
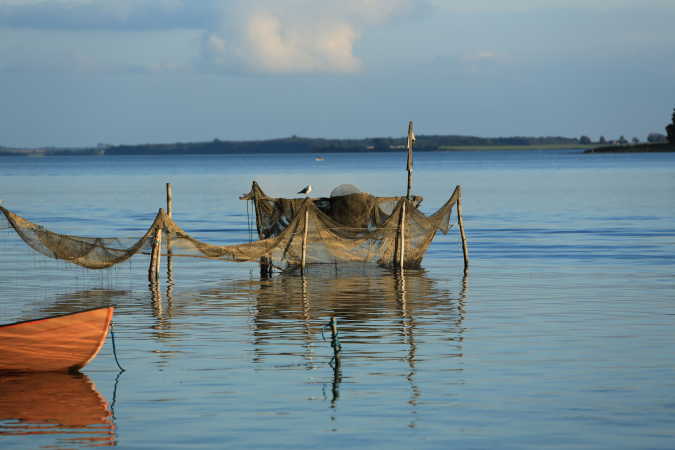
[{"x1": 1, "y1": 0, "x2": 674, "y2": 147}]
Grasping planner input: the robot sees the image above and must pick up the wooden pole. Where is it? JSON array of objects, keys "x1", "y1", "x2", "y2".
[
  {"x1": 166, "y1": 183, "x2": 173, "y2": 218},
  {"x1": 155, "y1": 228, "x2": 162, "y2": 276},
  {"x1": 456, "y1": 186, "x2": 469, "y2": 271},
  {"x1": 148, "y1": 208, "x2": 164, "y2": 283},
  {"x1": 406, "y1": 121, "x2": 415, "y2": 200},
  {"x1": 149, "y1": 227, "x2": 162, "y2": 282},
  {"x1": 301, "y1": 207, "x2": 309, "y2": 273},
  {"x1": 251, "y1": 187, "x2": 272, "y2": 277},
  {"x1": 406, "y1": 163, "x2": 413, "y2": 200},
  {"x1": 166, "y1": 183, "x2": 173, "y2": 280},
  {"x1": 399, "y1": 200, "x2": 406, "y2": 270}
]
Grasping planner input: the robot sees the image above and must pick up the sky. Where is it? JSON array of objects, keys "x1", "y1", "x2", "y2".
[{"x1": 0, "y1": 0, "x2": 674, "y2": 147}]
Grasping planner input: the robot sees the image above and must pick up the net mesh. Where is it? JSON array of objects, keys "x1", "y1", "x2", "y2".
[{"x1": 0, "y1": 182, "x2": 460, "y2": 270}]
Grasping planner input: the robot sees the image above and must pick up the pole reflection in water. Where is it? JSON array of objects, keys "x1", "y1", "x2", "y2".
[
  {"x1": 458, "y1": 270, "x2": 468, "y2": 330},
  {"x1": 395, "y1": 270, "x2": 419, "y2": 428},
  {"x1": 166, "y1": 256, "x2": 175, "y2": 316},
  {"x1": 327, "y1": 316, "x2": 342, "y2": 408},
  {"x1": 150, "y1": 280, "x2": 162, "y2": 317},
  {"x1": 0, "y1": 372, "x2": 116, "y2": 447},
  {"x1": 240, "y1": 264, "x2": 467, "y2": 410},
  {"x1": 301, "y1": 275, "x2": 316, "y2": 370},
  {"x1": 148, "y1": 269, "x2": 179, "y2": 368}
]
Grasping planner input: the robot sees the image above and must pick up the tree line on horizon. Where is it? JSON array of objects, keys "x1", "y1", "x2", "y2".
[
  {"x1": 90, "y1": 130, "x2": 674, "y2": 155},
  {"x1": 3, "y1": 110, "x2": 674, "y2": 155},
  {"x1": 97, "y1": 135, "x2": 580, "y2": 155}
]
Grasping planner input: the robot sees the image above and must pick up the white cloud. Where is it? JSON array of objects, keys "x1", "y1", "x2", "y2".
[
  {"x1": 203, "y1": 11, "x2": 361, "y2": 73},
  {"x1": 201, "y1": 0, "x2": 415, "y2": 74},
  {"x1": 245, "y1": 12, "x2": 360, "y2": 72}
]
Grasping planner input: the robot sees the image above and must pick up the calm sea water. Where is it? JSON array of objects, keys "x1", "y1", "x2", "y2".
[{"x1": 1, "y1": 150, "x2": 674, "y2": 449}]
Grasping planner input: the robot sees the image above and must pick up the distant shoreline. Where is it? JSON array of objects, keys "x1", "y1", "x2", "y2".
[
  {"x1": 0, "y1": 145, "x2": 593, "y2": 157},
  {"x1": 0, "y1": 135, "x2": 598, "y2": 157},
  {"x1": 583, "y1": 143, "x2": 675, "y2": 154},
  {"x1": 0, "y1": 145, "x2": 592, "y2": 158},
  {"x1": 8, "y1": 138, "x2": 673, "y2": 157},
  {"x1": 438, "y1": 144, "x2": 593, "y2": 151}
]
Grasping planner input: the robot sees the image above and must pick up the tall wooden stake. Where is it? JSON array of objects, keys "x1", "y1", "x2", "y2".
[
  {"x1": 398, "y1": 200, "x2": 406, "y2": 270},
  {"x1": 456, "y1": 186, "x2": 469, "y2": 271},
  {"x1": 149, "y1": 225, "x2": 163, "y2": 283},
  {"x1": 251, "y1": 190, "x2": 272, "y2": 278},
  {"x1": 155, "y1": 228, "x2": 162, "y2": 276},
  {"x1": 301, "y1": 208, "x2": 309, "y2": 274},
  {"x1": 166, "y1": 183, "x2": 173, "y2": 218},
  {"x1": 406, "y1": 121, "x2": 415, "y2": 199},
  {"x1": 166, "y1": 183, "x2": 173, "y2": 281}
]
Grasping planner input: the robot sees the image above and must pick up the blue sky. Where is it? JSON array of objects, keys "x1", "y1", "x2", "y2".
[{"x1": 1, "y1": 0, "x2": 674, "y2": 147}]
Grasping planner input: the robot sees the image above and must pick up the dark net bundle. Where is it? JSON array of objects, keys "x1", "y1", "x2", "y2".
[
  {"x1": 240, "y1": 181, "x2": 424, "y2": 238},
  {"x1": 240, "y1": 182, "x2": 459, "y2": 268}
]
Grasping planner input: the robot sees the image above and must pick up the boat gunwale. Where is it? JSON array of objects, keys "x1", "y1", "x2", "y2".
[{"x1": 0, "y1": 306, "x2": 114, "y2": 329}]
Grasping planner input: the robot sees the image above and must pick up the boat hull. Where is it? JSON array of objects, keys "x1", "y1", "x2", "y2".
[{"x1": 0, "y1": 307, "x2": 113, "y2": 373}]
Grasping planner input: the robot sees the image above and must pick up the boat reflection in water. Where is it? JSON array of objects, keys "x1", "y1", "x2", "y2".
[{"x1": 0, "y1": 372, "x2": 116, "y2": 447}]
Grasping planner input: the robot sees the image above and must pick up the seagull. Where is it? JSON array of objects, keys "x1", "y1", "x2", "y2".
[{"x1": 298, "y1": 185, "x2": 312, "y2": 195}]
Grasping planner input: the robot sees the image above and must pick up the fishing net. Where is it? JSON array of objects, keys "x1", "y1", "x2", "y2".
[
  {"x1": 0, "y1": 206, "x2": 158, "y2": 269},
  {"x1": 0, "y1": 182, "x2": 461, "y2": 270}
]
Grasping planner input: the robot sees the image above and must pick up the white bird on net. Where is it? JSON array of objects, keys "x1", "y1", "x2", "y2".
[{"x1": 297, "y1": 185, "x2": 312, "y2": 195}]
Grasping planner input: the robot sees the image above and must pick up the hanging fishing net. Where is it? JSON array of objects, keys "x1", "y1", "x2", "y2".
[{"x1": 0, "y1": 181, "x2": 461, "y2": 270}]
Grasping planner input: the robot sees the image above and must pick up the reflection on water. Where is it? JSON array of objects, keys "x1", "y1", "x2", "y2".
[
  {"x1": 140, "y1": 264, "x2": 468, "y2": 408},
  {"x1": 253, "y1": 266, "x2": 455, "y2": 318},
  {"x1": 15, "y1": 289, "x2": 128, "y2": 324},
  {"x1": 252, "y1": 267, "x2": 468, "y2": 412},
  {"x1": 145, "y1": 265, "x2": 469, "y2": 411},
  {"x1": 323, "y1": 316, "x2": 343, "y2": 409},
  {"x1": 148, "y1": 264, "x2": 466, "y2": 337},
  {"x1": 252, "y1": 266, "x2": 465, "y2": 348},
  {"x1": 0, "y1": 372, "x2": 115, "y2": 447},
  {"x1": 150, "y1": 254, "x2": 176, "y2": 321}
]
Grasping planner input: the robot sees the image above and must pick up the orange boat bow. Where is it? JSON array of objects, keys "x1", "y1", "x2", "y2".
[{"x1": 0, "y1": 306, "x2": 114, "y2": 373}]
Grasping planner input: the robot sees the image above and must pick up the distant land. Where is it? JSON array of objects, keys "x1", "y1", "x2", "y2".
[
  {"x1": 583, "y1": 143, "x2": 675, "y2": 153},
  {"x1": 0, "y1": 134, "x2": 661, "y2": 157}
]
